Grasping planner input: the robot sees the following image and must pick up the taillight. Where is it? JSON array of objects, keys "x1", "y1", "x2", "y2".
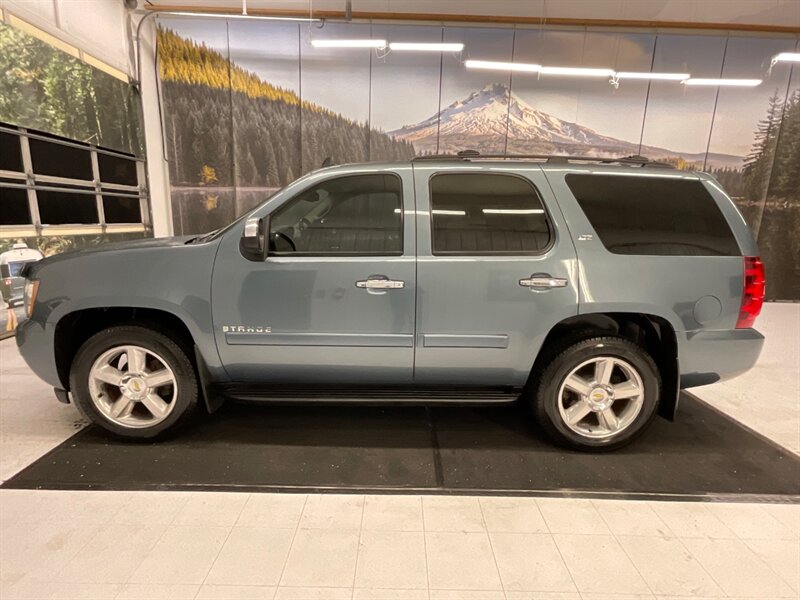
[{"x1": 736, "y1": 256, "x2": 765, "y2": 329}]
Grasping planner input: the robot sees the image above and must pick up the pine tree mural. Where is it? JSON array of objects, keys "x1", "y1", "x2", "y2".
[
  {"x1": 157, "y1": 27, "x2": 414, "y2": 192},
  {"x1": 742, "y1": 87, "x2": 800, "y2": 300}
]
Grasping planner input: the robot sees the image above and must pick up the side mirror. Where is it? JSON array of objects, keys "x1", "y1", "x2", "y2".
[{"x1": 239, "y1": 216, "x2": 269, "y2": 261}]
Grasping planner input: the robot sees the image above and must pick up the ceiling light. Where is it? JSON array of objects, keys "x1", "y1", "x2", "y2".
[
  {"x1": 615, "y1": 71, "x2": 690, "y2": 81},
  {"x1": 389, "y1": 42, "x2": 464, "y2": 52},
  {"x1": 465, "y1": 60, "x2": 542, "y2": 73},
  {"x1": 682, "y1": 78, "x2": 762, "y2": 87},
  {"x1": 162, "y1": 11, "x2": 319, "y2": 21},
  {"x1": 540, "y1": 66, "x2": 615, "y2": 77},
  {"x1": 310, "y1": 39, "x2": 387, "y2": 49},
  {"x1": 772, "y1": 52, "x2": 800, "y2": 63},
  {"x1": 432, "y1": 209, "x2": 466, "y2": 216},
  {"x1": 482, "y1": 208, "x2": 544, "y2": 214}
]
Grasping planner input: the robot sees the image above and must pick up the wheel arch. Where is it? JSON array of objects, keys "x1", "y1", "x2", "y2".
[
  {"x1": 532, "y1": 312, "x2": 680, "y2": 420},
  {"x1": 53, "y1": 306, "x2": 220, "y2": 412}
]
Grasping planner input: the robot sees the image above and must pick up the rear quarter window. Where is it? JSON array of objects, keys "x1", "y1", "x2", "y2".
[{"x1": 565, "y1": 173, "x2": 740, "y2": 256}]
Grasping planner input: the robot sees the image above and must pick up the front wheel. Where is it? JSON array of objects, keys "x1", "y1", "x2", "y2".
[
  {"x1": 532, "y1": 336, "x2": 661, "y2": 452},
  {"x1": 70, "y1": 325, "x2": 198, "y2": 440}
]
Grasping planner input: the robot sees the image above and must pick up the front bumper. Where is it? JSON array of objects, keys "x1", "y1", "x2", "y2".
[
  {"x1": 16, "y1": 317, "x2": 62, "y2": 389},
  {"x1": 679, "y1": 327, "x2": 764, "y2": 389}
]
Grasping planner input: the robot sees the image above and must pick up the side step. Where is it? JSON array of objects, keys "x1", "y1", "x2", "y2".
[{"x1": 219, "y1": 384, "x2": 522, "y2": 405}]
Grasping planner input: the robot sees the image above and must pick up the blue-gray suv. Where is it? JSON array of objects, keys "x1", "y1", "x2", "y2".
[{"x1": 16, "y1": 154, "x2": 766, "y2": 451}]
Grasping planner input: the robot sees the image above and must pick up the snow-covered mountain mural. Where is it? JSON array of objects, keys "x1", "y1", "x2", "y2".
[{"x1": 390, "y1": 83, "x2": 742, "y2": 168}]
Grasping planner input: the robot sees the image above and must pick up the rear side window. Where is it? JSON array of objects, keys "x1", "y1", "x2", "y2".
[
  {"x1": 430, "y1": 173, "x2": 551, "y2": 255},
  {"x1": 565, "y1": 174, "x2": 739, "y2": 256}
]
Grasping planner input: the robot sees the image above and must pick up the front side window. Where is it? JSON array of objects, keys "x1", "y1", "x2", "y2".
[
  {"x1": 430, "y1": 173, "x2": 551, "y2": 255},
  {"x1": 565, "y1": 173, "x2": 740, "y2": 256},
  {"x1": 269, "y1": 174, "x2": 403, "y2": 255}
]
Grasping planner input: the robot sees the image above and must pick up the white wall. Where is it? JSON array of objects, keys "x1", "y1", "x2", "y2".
[{"x1": 134, "y1": 10, "x2": 173, "y2": 237}]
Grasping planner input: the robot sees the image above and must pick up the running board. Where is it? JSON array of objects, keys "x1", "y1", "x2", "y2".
[{"x1": 219, "y1": 384, "x2": 522, "y2": 405}]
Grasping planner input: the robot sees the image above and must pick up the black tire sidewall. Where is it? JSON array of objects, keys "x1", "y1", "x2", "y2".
[
  {"x1": 535, "y1": 336, "x2": 661, "y2": 451},
  {"x1": 70, "y1": 325, "x2": 198, "y2": 440}
]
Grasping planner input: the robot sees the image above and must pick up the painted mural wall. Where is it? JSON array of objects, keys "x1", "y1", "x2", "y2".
[{"x1": 157, "y1": 19, "x2": 799, "y2": 300}]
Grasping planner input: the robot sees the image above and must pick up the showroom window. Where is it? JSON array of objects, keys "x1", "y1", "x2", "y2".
[
  {"x1": 429, "y1": 173, "x2": 551, "y2": 255},
  {"x1": 0, "y1": 123, "x2": 148, "y2": 236},
  {"x1": 565, "y1": 173, "x2": 740, "y2": 256},
  {"x1": 269, "y1": 174, "x2": 403, "y2": 255}
]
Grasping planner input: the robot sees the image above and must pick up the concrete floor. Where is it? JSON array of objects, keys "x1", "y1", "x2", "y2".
[{"x1": 0, "y1": 303, "x2": 798, "y2": 600}]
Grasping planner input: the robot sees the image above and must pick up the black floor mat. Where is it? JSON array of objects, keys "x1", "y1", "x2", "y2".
[{"x1": 4, "y1": 394, "x2": 799, "y2": 499}]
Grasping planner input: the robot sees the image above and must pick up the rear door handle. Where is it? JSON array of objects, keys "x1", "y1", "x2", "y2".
[
  {"x1": 519, "y1": 274, "x2": 568, "y2": 290},
  {"x1": 356, "y1": 275, "x2": 405, "y2": 291}
]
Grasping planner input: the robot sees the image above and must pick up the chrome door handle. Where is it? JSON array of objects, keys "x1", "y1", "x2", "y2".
[
  {"x1": 356, "y1": 276, "x2": 405, "y2": 290},
  {"x1": 519, "y1": 275, "x2": 568, "y2": 290}
]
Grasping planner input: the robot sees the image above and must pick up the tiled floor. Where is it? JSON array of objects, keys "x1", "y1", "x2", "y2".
[
  {"x1": 1, "y1": 303, "x2": 798, "y2": 600},
  {"x1": 1, "y1": 492, "x2": 798, "y2": 599}
]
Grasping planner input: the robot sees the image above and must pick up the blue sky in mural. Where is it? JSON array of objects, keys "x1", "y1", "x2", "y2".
[{"x1": 158, "y1": 17, "x2": 797, "y2": 163}]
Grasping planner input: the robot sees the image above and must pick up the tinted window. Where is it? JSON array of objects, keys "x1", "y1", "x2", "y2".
[
  {"x1": 0, "y1": 187, "x2": 31, "y2": 224},
  {"x1": 0, "y1": 131, "x2": 24, "y2": 172},
  {"x1": 98, "y1": 153, "x2": 138, "y2": 186},
  {"x1": 430, "y1": 173, "x2": 550, "y2": 255},
  {"x1": 103, "y1": 195, "x2": 141, "y2": 223},
  {"x1": 29, "y1": 137, "x2": 93, "y2": 180},
  {"x1": 37, "y1": 190, "x2": 98, "y2": 224},
  {"x1": 565, "y1": 174, "x2": 739, "y2": 256},
  {"x1": 269, "y1": 174, "x2": 402, "y2": 255}
]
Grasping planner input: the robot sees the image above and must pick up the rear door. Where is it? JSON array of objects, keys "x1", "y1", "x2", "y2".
[{"x1": 412, "y1": 163, "x2": 579, "y2": 387}]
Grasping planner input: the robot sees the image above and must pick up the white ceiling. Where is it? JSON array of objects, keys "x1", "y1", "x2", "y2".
[{"x1": 144, "y1": 0, "x2": 800, "y2": 30}]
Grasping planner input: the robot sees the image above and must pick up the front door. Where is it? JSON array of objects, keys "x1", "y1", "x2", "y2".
[
  {"x1": 412, "y1": 163, "x2": 579, "y2": 387},
  {"x1": 211, "y1": 167, "x2": 416, "y2": 384}
]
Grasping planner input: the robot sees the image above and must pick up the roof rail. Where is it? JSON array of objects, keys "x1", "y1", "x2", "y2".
[{"x1": 412, "y1": 150, "x2": 674, "y2": 168}]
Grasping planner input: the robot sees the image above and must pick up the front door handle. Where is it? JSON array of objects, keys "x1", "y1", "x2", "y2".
[
  {"x1": 519, "y1": 274, "x2": 568, "y2": 290},
  {"x1": 356, "y1": 275, "x2": 405, "y2": 291}
]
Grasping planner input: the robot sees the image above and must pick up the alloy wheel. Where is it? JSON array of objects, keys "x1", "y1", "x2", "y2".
[
  {"x1": 88, "y1": 345, "x2": 177, "y2": 428},
  {"x1": 557, "y1": 356, "x2": 645, "y2": 439}
]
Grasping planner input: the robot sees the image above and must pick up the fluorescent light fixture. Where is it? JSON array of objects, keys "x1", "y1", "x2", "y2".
[
  {"x1": 432, "y1": 209, "x2": 466, "y2": 216},
  {"x1": 482, "y1": 208, "x2": 544, "y2": 215},
  {"x1": 682, "y1": 78, "x2": 762, "y2": 87},
  {"x1": 162, "y1": 11, "x2": 319, "y2": 21},
  {"x1": 540, "y1": 66, "x2": 615, "y2": 77},
  {"x1": 389, "y1": 42, "x2": 464, "y2": 52},
  {"x1": 615, "y1": 71, "x2": 690, "y2": 81},
  {"x1": 311, "y1": 39, "x2": 386, "y2": 49},
  {"x1": 465, "y1": 60, "x2": 542, "y2": 73},
  {"x1": 773, "y1": 52, "x2": 800, "y2": 63}
]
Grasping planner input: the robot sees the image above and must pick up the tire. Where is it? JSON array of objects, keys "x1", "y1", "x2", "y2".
[
  {"x1": 70, "y1": 325, "x2": 198, "y2": 441},
  {"x1": 531, "y1": 335, "x2": 661, "y2": 452}
]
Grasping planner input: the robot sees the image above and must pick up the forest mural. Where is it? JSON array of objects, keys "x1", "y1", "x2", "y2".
[{"x1": 157, "y1": 18, "x2": 799, "y2": 299}]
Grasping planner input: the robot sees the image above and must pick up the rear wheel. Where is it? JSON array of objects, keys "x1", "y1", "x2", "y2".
[
  {"x1": 532, "y1": 336, "x2": 660, "y2": 451},
  {"x1": 70, "y1": 325, "x2": 198, "y2": 440}
]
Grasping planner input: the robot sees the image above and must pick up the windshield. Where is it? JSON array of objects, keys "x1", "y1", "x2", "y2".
[{"x1": 6, "y1": 260, "x2": 36, "y2": 277}]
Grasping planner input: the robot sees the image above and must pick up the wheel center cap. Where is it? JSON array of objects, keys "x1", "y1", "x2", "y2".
[
  {"x1": 121, "y1": 376, "x2": 148, "y2": 400},
  {"x1": 587, "y1": 386, "x2": 613, "y2": 410}
]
